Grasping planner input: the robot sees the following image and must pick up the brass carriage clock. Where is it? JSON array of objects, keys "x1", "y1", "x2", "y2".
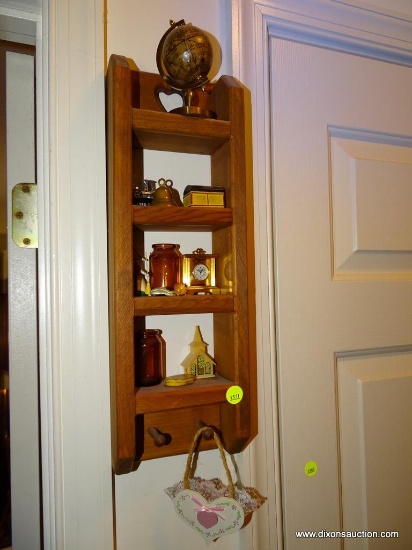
[{"x1": 182, "y1": 248, "x2": 219, "y2": 294}]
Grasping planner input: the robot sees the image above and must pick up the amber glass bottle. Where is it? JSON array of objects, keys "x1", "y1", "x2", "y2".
[{"x1": 135, "y1": 329, "x2": 166, "y2": 386}]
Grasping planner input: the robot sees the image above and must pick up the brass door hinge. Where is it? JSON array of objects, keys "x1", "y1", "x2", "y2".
[{"x1": 12, "y1": 183, "x2": 38, "y2": 248}]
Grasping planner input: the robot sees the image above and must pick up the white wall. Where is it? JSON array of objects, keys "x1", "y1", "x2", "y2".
[{"x1": 106, "y1": 2, "x2": 253, "y2": 549}]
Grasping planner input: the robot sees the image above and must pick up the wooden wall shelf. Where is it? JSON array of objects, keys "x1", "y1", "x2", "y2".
[
  {"x1": 107, "y1": 54, "x2": 257, "y2": 475},
  {"x1": 132, "y1": 109, "x2": 231, "y2": 154},
  {"x1": 134, "y1": 295, "x2": 234, "y2": 316},
  {"x1": 133, "y1": 205, "x2": 233, "y2": 231},
  {"x1": 135, "y1": 375, "x2": 232, "y2": 415}
]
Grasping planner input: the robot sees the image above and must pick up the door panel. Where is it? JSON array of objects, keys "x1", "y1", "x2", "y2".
[
  {"x1": 338, "y1": 350, "x2": 412, "y2": 549},
  {"x1": 330, "y1": 127, "x2": 412, "y2": 277},
  {"x1": 270, "y1": 38, "x2": 412, "y2": 547},
  {"x1": 6, "y1": 49, "x2": 41, "y2": 549}
]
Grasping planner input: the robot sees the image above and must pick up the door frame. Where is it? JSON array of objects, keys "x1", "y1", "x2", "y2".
[
  {"x1": 0, "y1": 4, "x2": 46, "y2": 546},
  {"x1": 1, "y1": 1, "x2": 113, "y2": 548},
  {"x1": 41, "y1": 1, "x2": 113, "y2": 547},
  {"x1": 231, "y1": 0, "x2": 412, "y2": 547}
]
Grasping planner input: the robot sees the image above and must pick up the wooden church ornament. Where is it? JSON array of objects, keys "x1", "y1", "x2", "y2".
[{"x1": 181, "y1": 325, "x2": 216, "y2": 378}]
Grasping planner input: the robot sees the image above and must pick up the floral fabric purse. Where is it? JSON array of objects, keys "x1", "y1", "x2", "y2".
[{"x1": 165, "y1": 426, "x2": 266, "y2": 544}]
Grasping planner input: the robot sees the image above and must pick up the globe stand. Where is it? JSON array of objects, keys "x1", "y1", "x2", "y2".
[
  {"x1": 170, "y1": 89, "x2": 216, "y2": 119},
  {"x1": 156, "y1": 20, "x2": 217, "y2": 119}
]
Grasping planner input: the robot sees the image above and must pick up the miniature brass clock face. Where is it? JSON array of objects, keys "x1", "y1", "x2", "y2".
[{"x1": 193, "y1": 263, "x2": 209, "y2": 281}]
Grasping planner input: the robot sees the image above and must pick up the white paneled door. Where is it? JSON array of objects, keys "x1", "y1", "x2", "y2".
[{"x1": 270, "y1": 38, "x2": 412, "y2": 548}]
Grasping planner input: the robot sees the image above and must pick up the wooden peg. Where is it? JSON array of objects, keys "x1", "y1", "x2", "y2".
[
  {"x1": 196, "y1": 421, "x2": 214, "y2": 440},
  {"x1": 148, "y1": 426, "x2": 166, "y2": 447}
]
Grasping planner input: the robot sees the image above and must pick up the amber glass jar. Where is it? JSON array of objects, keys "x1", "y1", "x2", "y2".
[
  {"x1": 149, "y1": 243, "x2": 182, "y2": 290},
  {"x1": 154, "y1": 329, "x2": 166, "y2": 375},
  {"x1": 135, "y1": 329, "x2": 165, "y2": 386}
]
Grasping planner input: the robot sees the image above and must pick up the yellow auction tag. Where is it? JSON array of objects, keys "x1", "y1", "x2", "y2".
[
  {"x1": 226, "y1": 385, "x2": 243, "y2": 404},
  {"x1": 305, "y1": 460, "x2": 318, "y2": 477}
]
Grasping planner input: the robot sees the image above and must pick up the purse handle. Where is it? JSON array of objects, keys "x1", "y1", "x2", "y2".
[{"x1": 183, "y1": 427, "x2": 236, "y2": 499}]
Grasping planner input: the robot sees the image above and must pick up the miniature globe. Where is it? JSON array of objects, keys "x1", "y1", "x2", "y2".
[{"x1": 157, "y1": 20, "x2": 213, "y2": 92}]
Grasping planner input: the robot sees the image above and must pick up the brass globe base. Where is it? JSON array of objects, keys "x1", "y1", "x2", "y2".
[{"x1": 170, "y1": 105, "x2": 216, "y2": 119}]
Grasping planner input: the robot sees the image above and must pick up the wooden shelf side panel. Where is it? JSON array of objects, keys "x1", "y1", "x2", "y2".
[
  {"x1": 107, "y1": 55, "x2": 137, "y2": 474},
  {"x1": 212, "y1": 76, "x2": 255, "y2": 452}
]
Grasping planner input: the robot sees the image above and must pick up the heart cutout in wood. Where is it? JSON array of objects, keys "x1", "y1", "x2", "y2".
[
  {"x1": 158, "y1": 91, "x2": 183, "y2": 113},
  {"x1": 173, "y1": 489, "x2": 244, "y2": 544}
]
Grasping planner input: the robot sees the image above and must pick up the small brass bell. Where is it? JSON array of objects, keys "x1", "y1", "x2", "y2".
[{"x1": 151, "y1": 178, "x2": 180, "y2": 207}]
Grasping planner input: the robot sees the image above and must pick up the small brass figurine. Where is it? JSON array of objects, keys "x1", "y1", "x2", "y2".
[{"x1": 151, "y1": 179, "x2": 181, "y2": 207}]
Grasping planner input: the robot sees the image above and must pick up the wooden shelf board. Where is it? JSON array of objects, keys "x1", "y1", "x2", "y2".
[
  {"x1": 132, "y1": 109, "x2": 231, "y2": 154},
  {"x1": 133, "y1": 205, "x2": 233, "y2": 231},
  {"x1": 134, "y1": 294, "x2": 234, "y2": 316},
  {"x1": 135, "y1": 375, "x2": 232, "y2": 414}
]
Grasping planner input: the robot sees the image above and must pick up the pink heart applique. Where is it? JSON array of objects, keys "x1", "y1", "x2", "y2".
[
  {"x1": 173, "y1": 489, "x2": 244, "y2": 544},
  {"x1": 197, "y1": 510, "x2": 219, "y2": 529}
]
